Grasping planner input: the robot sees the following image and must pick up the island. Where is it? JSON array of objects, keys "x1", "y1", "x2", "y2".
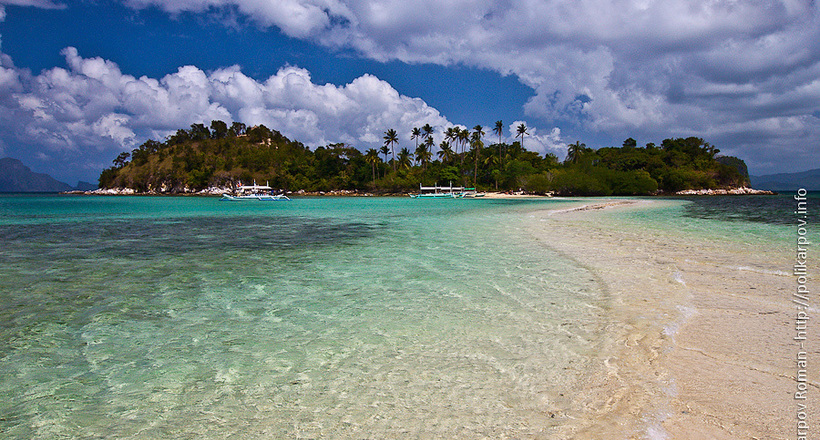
[{"x1": 95, "y1": 120, "x2": 764, "y2": 196}]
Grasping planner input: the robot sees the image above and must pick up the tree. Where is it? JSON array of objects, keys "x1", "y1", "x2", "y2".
[
  {"x1": 438, "y1": 141, "x2": 454, "y2": 163},
  {"x1": 471, "y1": 125, "x2": 485, "y2": 187},
  {"x1": 365, "y1": 148, "x2": 380, "y2": 187},
  {"x1": 228, "y1": 121, "x2": 247, "y2": 137},
  {"x1": 444, "y1": 127, "x2": 456, "y2": 151},
  {"x1": 383, "y1": 129, "x2": 399, "y2": 171},
  {"x1": 483, "y1": 151, "x2": 500, "y2": 189},
  {"x1": 494, "y1": 120, "x2": 505, "y2": 167},
  {"x1": 380, "y1": 145, "x2": 389, "y2": 163},
  {"x1": 457, "y1": 127, "x2": 469, "y2": 163},
  {"x1": 516, "y1": 123, "x2": 528, "y2": 150},
  {"x1": 398, "y1": 147, "x2": 412, "y2": 169},
  {"x1": 411, "y1": 127, "x2": 421, "y2": 150},
  {"x1": 566, "y1": 141, "x2": 586, "y2": 165},
  {"x1": 113, "y1": 151, "x2": 130, "y2": 168},
  {"x1": 494, "y1": 120, "x2": 504, "y2": 144},
  {"x1": 210, "y1": 120, "x2": 228, "y2": 139},
  {"x1": 416, "y1": 138, "x2": 433, "y2": 170},
  {"x1": 189, "y1": 123, "x2": 210, "y2": 141},
  {"x1": 422, "y1": 123, "x2": 434, "y2": 141},
  {"x1": 167, "y1": 128, "x2": 190, "y2": 145}
]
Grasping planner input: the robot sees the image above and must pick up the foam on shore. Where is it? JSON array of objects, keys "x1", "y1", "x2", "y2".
[{"x1": 524, "y1": 198, "x2": 811, "y2": 439}]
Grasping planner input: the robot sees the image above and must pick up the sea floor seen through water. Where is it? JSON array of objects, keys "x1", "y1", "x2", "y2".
[{"x1": 1, "y1": 195, "x2": 611, "y2": 439}]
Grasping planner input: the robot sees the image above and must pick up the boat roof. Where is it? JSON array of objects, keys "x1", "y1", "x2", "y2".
[{"x1": 238, "y1": 185, "x2": 272, "y2": 190}]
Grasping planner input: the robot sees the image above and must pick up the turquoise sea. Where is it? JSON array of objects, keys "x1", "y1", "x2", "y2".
[{"x1": 0, "y1": 193, "x2": 807, "y2": 438}]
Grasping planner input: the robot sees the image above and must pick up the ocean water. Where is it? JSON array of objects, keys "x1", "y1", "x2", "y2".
[
  {"x1": 679, "y1": 191, "x2": 820, "y2": 226},
  {"x1": 1, "y1": 193, "x2": 804, "y2": 438},
  {"x1": 0, "y1": 195, "x2": 607, "y2": 439},
  {"x1": 619, "y1": 192, "x2": 816, "y2": 246}
]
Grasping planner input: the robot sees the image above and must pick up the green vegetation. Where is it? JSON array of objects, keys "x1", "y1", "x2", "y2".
[{"x1": 99, "y1": 121, "x2": 750, "y2": 195}]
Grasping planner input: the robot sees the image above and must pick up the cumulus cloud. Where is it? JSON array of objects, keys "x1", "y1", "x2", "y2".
[
  {"x1": 121, "y1": 0, "x2": 355, "y2": 38},
  {"x1": 518, "y1": 123, "x2": 565, "y2": 159},
  {"x1": 3, "y1": 0, "x2": 819, "y2": 176},
  {"x1": 0, "y1": 0, "x2": 65, "y2": 26},
  {"x1": 0, "y1": 47, "x2": 452, "y2": 164},
  {"x1": 117, "y1": 0, "x2": 820, "y2": 173}
]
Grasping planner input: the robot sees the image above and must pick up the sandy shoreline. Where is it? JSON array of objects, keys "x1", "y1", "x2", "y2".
[{"x1": 526, "y1": 199, "x2": 816, "y2": 439}]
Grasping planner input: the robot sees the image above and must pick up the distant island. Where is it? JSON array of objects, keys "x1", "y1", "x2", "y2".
[
  {"x1": 751, "y1": 169, "x2": 820, "y2": 191},
  {"x1": 97, "y1": 120, "x2": 756, "y2": 196},
  {"x1": 0, "y1": 157, "x2": 96, "y2": 193}
]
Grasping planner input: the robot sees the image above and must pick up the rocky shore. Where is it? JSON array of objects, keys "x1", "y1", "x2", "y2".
[
  {"x1": 675, "y1": 186, "x2": 775, "y2": 195},
  {"x1": 66, "y1": 186, "x2": 230, "y2": 196},
  {"x1": 66, "y1": 186, "x2": 776, "y2": 197},
  {"x1": 66, "y1": 187, "x2": 382, "y2": 197}
]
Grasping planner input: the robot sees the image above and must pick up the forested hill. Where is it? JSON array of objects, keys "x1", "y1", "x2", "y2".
[{"x1": 99, "y1": 121, "x2": 751, "y2": 196}]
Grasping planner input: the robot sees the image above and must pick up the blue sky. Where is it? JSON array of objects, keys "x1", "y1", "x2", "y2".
[{"x1": 1, "y1": 0, "x2": 818, "y2": 185}]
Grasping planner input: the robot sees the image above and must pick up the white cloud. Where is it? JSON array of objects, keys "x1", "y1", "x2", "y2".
[
  {"x1": 3, "y1": 0, "x2": 819, "y2": 175},
  {"x1": 122, "y1": 0, "x2": 354, "y2": 38},
  {"x1": 508, "y1": 121, "x2": 565, "y2": 159},
  {"x1": 0, "y1": 47, "x2": 454, "y2": 163},
  {"x1": 0, "y1": 0, "x2": 64, "y2": 8},
  {"x1": 116, "y1": 0, "x2": 820, "y2": 173}
]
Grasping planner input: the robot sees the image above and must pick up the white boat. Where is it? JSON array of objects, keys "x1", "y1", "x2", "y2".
[
  {"x1": 410, "y1": 183, "x2": 468, "y2": 198},
  {"x1": 221, "y1": 182, "x2": 290, "y2": 201}
]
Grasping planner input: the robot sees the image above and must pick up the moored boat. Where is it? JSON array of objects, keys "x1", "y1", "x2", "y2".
[
  {"x1": 409, "y1": 183, "x2": 464, "y2": 198},
  {"x1": 409, "y1": 183, "x2": 485, "y2": 199},
  {"x1": 220, "y1": 182, "x2": 290, "y2": 201}
]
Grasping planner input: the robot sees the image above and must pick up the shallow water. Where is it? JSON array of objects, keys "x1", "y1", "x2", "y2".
[
  {"x1": 2, "y1": 193, "x2": 801, "y2": 438},
  {"x1": 523, "y1": 195, "x2": 801, "y2": 439},
  {"x1": 0, "y1": 195, "x2": 606, "y2": 439}
]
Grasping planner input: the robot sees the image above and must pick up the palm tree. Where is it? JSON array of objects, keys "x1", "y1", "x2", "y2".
[
  {"x1": 472, "y1": 125, "x2": 485, "y2": 141},
  {"x1": 383, "y1": 128, "x2": 398, "y2": 171},
  {"x1": 379, "y1": 145, "x2": 389, "y2": 163},
  {"x1": 516, "y1": 123, "x2": 528, "y2": 150},
  {"x1": 483, "y1": 153, "x2": 500, "y2": 189},
  {"x1": 444, "y1": 126, "x2": 456, "y2": 148},
  {"x1": 457, "y1": 127, "x2": 469, "y2": 161},
  {"x1": 398, "y1": 147, "x2": 412, "y2": 169},
  {"x1": 422, "y1": 123, "x2": 434, "y2": 141},
  {"x1": 416, "y1": 137, "x2": 433, "y2": 170},
  {"x1": 437, "y1": 141, "x2": 454, "y2": 163},
  {"x1": 494, "y1": 120, "x2": 504, "y2": 167},
  {"x1": 471, "y1": 125, "x2": 485, "y2": 188},
  {"x1": 411, "y1": 127, "x2": 421, "y2": 150},
  {"x1": 365, "y1": 148, "x2": 380, "y2": 187},
  {"x1": 566, "y1": 141, "x2": 586, "y2": 164}
]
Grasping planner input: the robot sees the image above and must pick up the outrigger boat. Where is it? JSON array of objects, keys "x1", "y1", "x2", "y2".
[
  {"x1": 409, "y1": 183, "x2": 485, "y2": 199},
  {"x1": 221, "y1": 181, "x2": 290, "y2": 201}
]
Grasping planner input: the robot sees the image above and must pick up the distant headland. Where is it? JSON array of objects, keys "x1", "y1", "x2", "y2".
[{"x1": 0, "y1": 158, "x2": 96, "y2": 193}]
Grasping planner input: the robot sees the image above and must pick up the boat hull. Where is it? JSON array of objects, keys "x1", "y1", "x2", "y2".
[
  {"x1": 220, "y1": 194, "x2": 290, "y2": 201},
  {"x1": 409, "y1": 193, "x2": 459, "y2": 199}
]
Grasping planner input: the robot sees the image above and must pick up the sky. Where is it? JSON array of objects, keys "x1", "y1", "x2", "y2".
[{"x1": 0, "y1": 0, "x2": 818, "y2": 185}]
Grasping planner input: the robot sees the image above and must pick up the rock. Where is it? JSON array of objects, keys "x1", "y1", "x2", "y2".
[{"x1": 675, "y1": 187, "x2": 776, "y2": 196}]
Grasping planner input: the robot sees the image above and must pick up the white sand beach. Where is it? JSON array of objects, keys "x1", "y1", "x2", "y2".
[{"x1": 528, "y1": 199, "x2": 815, "y2": 439}]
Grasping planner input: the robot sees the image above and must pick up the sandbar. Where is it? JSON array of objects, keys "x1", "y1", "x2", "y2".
[{"x1": 526, "y1": 198, "x2": 815, "y2": 439}]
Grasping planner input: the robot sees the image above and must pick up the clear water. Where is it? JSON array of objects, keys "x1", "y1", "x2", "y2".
[
  {"x1": 612, "y1": 193, "x2": 811, "y2": 246},
  {"x1": 0, "y1": 195, "x2": 606, "y2": 439},
  {"x1": 677, "y1": 192, "x2": 820, "y2": 226}
]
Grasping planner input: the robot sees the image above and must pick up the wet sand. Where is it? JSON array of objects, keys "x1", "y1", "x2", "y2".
[{"x1": 528, "y1": 199, "x2": 816, "y2": 439}]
